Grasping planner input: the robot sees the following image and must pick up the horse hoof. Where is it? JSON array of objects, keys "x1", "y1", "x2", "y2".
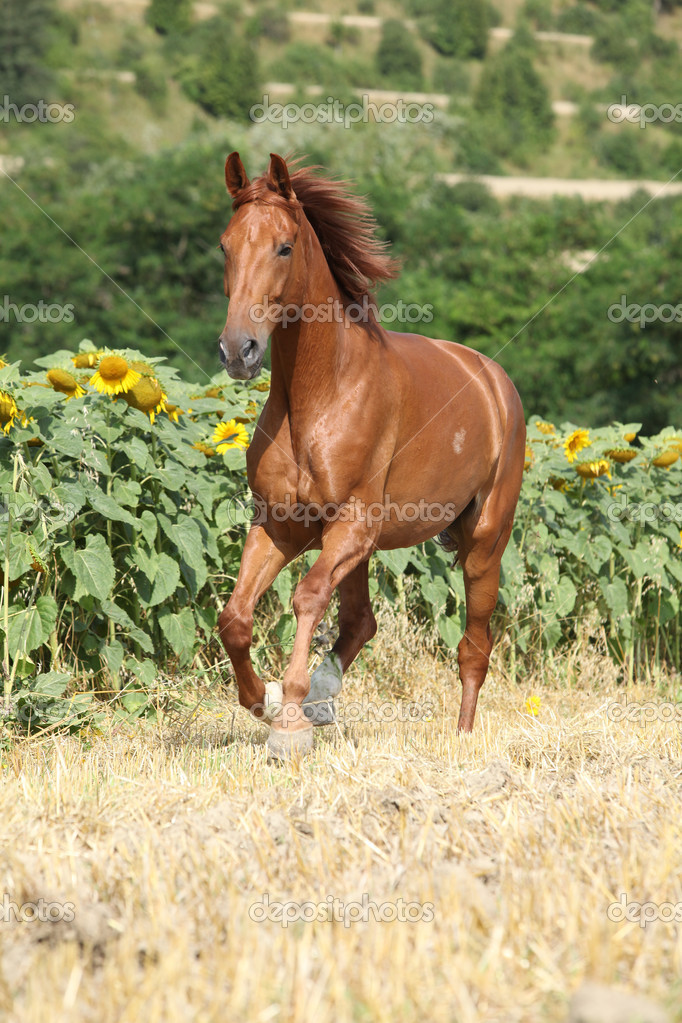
[
  {"x1": 304, "y1": 653, "x2": 343, "y2": 705},
  {"x1": 267, "y1": 722, "x2": 314, "y2": 761},
  {"x1": 303, "y1": 699, "x2": 336, "y2": 727}
]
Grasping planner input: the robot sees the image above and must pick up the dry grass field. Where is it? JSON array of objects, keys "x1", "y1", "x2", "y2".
[{"x1": 1, "y1": 610, "x2": 681, "y2": 1022}]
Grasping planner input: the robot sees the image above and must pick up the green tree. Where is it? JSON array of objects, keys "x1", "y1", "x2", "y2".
[
  {"x1": 376, "y1": 19, "x2": 423, "y2": 90},
  {"x1": 423, "y1": 0, "x2": 489, "y2": 59},
  {"x1": 146, "y1": 0, "x2": 192, "y2": 36},
  {"x1": 473, "y1": 37, "x2": 555, "y2": 161},
  {"x1": 174, "y1": 15, "x2": 260, "y2": 121},
  {"x1": 0, "y1": 0, "x2": 56, "y2": 104}
]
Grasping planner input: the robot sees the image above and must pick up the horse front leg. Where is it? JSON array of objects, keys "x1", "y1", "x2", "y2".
[
  {"x1": 268, "y1": 522, "x2": 378, "y2": 758},
  {"x1": 218, "y1": 524, "x2": 297, "y2": 720},
  {"x1": 303, "y1": 560, "x2": 377, "y2": 726}
]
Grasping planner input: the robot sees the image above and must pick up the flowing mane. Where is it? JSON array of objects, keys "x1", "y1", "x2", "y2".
[{"x1": 231, "y1": 160, "x2": 400, "y2": 307}]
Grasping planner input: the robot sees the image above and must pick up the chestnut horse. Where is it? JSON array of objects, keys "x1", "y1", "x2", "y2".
[{"x1": 217, "y1": 152, "x2": 525, "y2": 758}]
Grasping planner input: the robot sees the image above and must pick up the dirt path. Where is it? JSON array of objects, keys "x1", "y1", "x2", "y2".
[{"x1": 438, "y1": 173, "x2": 682, "y2": 200}]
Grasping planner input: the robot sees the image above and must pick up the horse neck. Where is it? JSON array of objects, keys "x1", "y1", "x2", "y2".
[{"x1": 269, "y1": 226, "x2": 348, "y2": 416}]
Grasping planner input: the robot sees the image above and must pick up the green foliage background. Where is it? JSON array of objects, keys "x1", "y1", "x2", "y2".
[{"x1": 1, "y1": 0, "x2": 681, "y2": 726}]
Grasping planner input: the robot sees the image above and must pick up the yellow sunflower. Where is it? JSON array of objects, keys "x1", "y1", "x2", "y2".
[
  {"x1": 623, "y1": 431, "x2": 637, "y2": 443},
  {"x1": 46, "y1": 368, "x2": 86, "y2": 399},
  {"x1": 535, "y1": 420, "x2": 555, "y2": 435},
  {"x1": 575, "y1": 458, "x2": 611, "y2": 480},
  {"x1": 213, "y1": 419, "x2": 249, "y2": 453},
  {"x1": 0, "y1": 392, "x2": 18, "y2": 434},
  {"x1": 524, "y1": 444, "x2": 533, "y2": 471},
  {"x1": 605, "y1": 448, "x2": 637, "y2": 464},
  {"x1": 72, "y1": 351, "x2": 102, "y2": 369},
  {"x1": 204, "y1": 386, "x2": 223, "y2": 399},
  {"x1": 564, "y1": 429, "x2": 590, "y2": 463},
  {"x1": 90, "y1": 355, "x2": 140, "y2": 395},
  {"x1": 163, "y1": 402, "x2": 183, "y2": 424},
  {"x1": 652, "y1": 449, "x2": 679, "y2": 469},
  {"x1": 192, "y1": 442, "x2": 216, "y2": 458},
  {"x1": 124, "y1": 376, "x2": 166, "y2": 424}
]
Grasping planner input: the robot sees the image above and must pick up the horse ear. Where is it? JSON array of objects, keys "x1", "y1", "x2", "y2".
[
  {"x1": 225, "y1": 152, "x2": 250, "y2": 198},
  {"x1": 268, "y1": 153, "x2": 294, "y2": 199}
]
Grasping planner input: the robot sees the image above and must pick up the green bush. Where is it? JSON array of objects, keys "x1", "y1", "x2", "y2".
[
  {"x1": 375, "y1": 19, "x2": 423, "y2": 91},
  {"x1": 422, "y1": 0, "x2": 489, "y2": 59},
  {"x1": 473, "y1": 38, "x2": 555, "y2": 160},
  {"x1": 555, "y1": 3, "x2": 600, "y2": 34},
  {"x1": 146, "y1": 0, "x2": 192, "y2": 36},
  {"x1": 172, "y1": 14, "x2": 261, "y2": 121}
]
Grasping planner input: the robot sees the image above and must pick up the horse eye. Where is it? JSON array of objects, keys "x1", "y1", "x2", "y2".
[{"x1": 278, "y1": 243, "x2": 293, "y2": 257}]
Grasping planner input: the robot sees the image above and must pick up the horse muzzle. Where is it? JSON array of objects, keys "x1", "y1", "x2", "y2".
[{"x1": 219, "y1": 336, "x2": 264, "y2": 380}]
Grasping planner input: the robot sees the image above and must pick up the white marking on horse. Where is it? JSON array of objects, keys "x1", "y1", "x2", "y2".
[{"x1": 453, "y1": 429, "x2": 466, "y2": 454}]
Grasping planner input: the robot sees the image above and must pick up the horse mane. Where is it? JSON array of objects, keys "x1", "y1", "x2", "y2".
[{"x1": 231, "y1": 159, "x2": 401, "y2": 311}]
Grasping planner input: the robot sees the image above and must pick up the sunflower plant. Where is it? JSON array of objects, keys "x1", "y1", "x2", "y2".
[{"x1": 0, "y1": 341, "x2": 267, "y2": 716}]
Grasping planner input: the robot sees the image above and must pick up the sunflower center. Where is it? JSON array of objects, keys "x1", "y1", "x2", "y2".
[
  {"x1": 47, "y1": 368, "x2": 79, "y2": 394},
  {"x1": 125, "y1": 377, "x2": 163, "y2": 413},
  {"x1": 99, "y1": 356, "x2": 130, "y2": 382}
]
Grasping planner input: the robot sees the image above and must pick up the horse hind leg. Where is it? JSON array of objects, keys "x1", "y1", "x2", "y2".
[{"x1": 303, "y1": 560, "x2": 376, "y2": 726}]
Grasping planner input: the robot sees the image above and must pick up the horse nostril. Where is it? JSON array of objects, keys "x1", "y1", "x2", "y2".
[
  {"x1": 218, "y1": 340, "x2": 228, "y2": 366},
  {"x1": 240, "y1": 338, "x2": 259, "y2": 366}
]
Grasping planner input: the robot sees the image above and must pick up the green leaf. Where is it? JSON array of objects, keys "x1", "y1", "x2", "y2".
[
  {"x1": 438, "y1": 614, "x2": 463, "y2": 650},
  {"x1": 86, "y1": 486, "x2": 137, "y2": 526},
  {"x1": 158, "y1": 608, "x2": 197, "y2": 660},
  {"x1": 101, "y1": 641, "x2": 125, "y2": 680},
  {"x1": 149, "y1": 553, "x2": 181, "y2": 606},
  {"x1": 378, "y1": 549, "x2": 410, "y2": 575},
  {"x1": 61, "y1": 534, "x2": 115, "y2": 601},
  {"x1": 100, "y1": 600, "x2": 154, "y2": 654},
  {"x1": 137, "y1": 510, "x2": 157, "y2": 546},
  {"x1": 32, "y1": 671, "x2": 70, "y2": 698},
  {"x1": 6, "y1": 596, "x2": 58, "y2": 656}
]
